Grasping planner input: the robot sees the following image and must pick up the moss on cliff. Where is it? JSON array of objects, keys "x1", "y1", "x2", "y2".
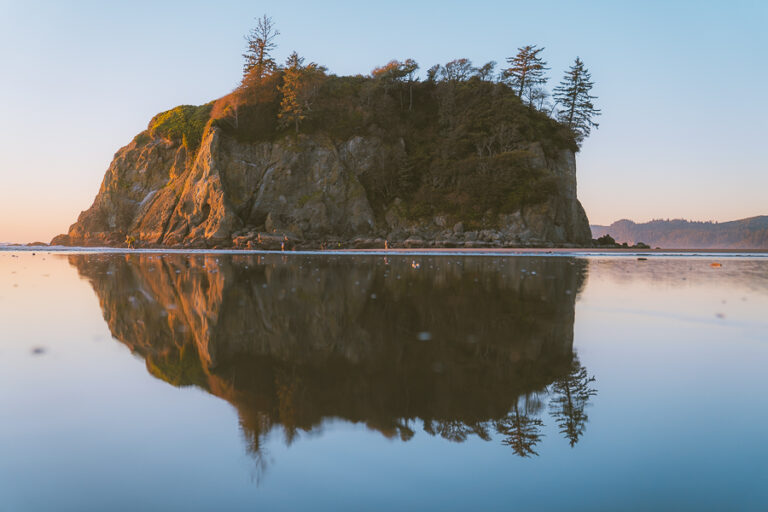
[{"x1": 148, "y1": 103, "x2": 213, "y2": 154}]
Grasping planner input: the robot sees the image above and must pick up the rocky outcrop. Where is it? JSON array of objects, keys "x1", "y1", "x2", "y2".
[{"x1": 53, "y1": 126, "x2": 591, "y2": 248}]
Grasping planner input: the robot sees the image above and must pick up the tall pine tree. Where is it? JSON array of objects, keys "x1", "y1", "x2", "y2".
[
  {"x1": 278, "y1": 52, "x2": 325, "y2": 133},
  {"x1": 243, "y1": 14, "x2": 279, "y2": 78},
  {"x1": 503, "y1": 45, "x2": 549, "y2": 107},
  {"x1": 553, "y1": 57, "x2": 601, "y2": 145}
]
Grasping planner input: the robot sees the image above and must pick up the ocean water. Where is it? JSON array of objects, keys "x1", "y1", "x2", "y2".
[{"x1": 1, "y1": 251, "x2": 767, "y2": 511}]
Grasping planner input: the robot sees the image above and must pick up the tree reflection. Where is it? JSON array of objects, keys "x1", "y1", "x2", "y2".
[
  {"x1": 424, "y1": 419, "x2": 493, "y2": 443},
  {"x1": 549, "y1": 358, "x2": 597, "y2": 447},
  {"x1": 496, "y1": 404, "x2": 545, "y2": 457},
  {"x1": 70, "y1": 252, "x2": 594, "y2": 475},
  {"x1": 495, "y1": 394, "x2": 547, "y2": 457}
]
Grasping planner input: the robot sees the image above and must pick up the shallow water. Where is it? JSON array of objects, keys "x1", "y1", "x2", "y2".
[{"x1": 1, "y1": 251, "x2": 767, "y2": 511}]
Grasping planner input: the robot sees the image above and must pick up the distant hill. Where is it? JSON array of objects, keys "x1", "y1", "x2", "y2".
[{"x1": 591, "y1": 216, "x2": 768, "y2": 249}]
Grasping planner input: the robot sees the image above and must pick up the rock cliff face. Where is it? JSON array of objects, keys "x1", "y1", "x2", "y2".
[{"x1": 53, "y1": 125, "x2": 591, "y2": 249}]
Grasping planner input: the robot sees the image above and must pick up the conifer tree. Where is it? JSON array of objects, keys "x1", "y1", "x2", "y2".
[
  {"x1": 553, "y1": 57, "x2": 601, "y2": 144},
  {"x1": 243, "y1": 14, "x2": 279, "y2": 78},
  {"x1": 503, "y1": 45, "x2": 549, "y2": 106},
  {"x1": 278, "y1": 52, "x2": 325, "y2": 133}
]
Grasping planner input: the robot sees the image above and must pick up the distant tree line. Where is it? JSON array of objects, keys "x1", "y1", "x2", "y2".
[
  {"x1": 234, "y1": 15, "x2": 600, "y2": 146},
  {"x1": 593, "y1": 217, "x2": 768, "y2": 249}
]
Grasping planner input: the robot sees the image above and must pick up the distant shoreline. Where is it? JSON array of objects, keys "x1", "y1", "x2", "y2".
[{"x1": 2, "y1": 245, "x2": 767, "y2": 258}]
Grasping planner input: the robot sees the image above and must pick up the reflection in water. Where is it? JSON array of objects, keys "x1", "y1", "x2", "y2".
[
  {"x1": 70, "y1": 253, "x2": 595, "y2": 468},
  {"x1": 588, "y1": 258, "x2": 768, "y2": 291},
  {"x1": 550, "y1": 360, "x2": 597, "y2": 447},
  {"x1": 497, "y1": 402, "x2": 546, "y2": 457}
]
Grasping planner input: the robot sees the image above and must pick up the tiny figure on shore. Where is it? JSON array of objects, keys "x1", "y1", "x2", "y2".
[
  {"x1": 281, "y1": 241, "x2": 285, "y2": 251},
  {"x1": 384, "y1": 240, "x2": 389, "y2": 250},
  {"x1": 125, "y1": 235, "x2": 136, "y2": 249}
]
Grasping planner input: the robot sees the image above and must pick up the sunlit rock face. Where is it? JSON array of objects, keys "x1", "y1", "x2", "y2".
[
  {"x1": 71, "y1": 254, "x2": 590, "y2": 453},
  {"x1": 52, "y1": 128, "x2": 591, "y2": 248}
]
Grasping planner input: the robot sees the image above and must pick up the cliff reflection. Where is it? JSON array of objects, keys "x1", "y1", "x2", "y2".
[{"x1": 71, "y1": 253, "x2": 594, "y2": 463}]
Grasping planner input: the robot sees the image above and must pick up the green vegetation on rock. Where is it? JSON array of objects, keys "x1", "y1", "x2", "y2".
[
  {"x1": 148, "y1": 103, "x2": 213, "y2": 154},
  {"x1": 132, "y1": 131, "x2": 150, "y2": 146}
]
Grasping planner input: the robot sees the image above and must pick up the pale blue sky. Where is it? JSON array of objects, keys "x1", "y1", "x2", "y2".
[{"x1": 0, "y1": 0, "x2": 766, "y2": 242}]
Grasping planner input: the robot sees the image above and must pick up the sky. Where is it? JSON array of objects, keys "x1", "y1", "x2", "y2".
[{"x1": 0, "y1": 0, "x2": 766, "y2": 242}]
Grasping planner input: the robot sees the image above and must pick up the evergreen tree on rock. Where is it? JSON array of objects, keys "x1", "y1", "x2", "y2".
[
  {"x1": 243, "y1": 14, "x2": 280, "y2": 78},
  {"x1": 553, "y1": 57, "x2": 601, "y2": 145},
  {"x1": 278, "y1": 52, "x2": 326, "y2": 133},
  {"x1": 503, "y1": 45, "x2": 549, "y2": 107}
]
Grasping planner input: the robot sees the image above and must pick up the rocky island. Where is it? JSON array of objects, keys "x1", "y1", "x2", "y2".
[{"x1": 53, "y1": 33, "x2": 596, "y2": 249}]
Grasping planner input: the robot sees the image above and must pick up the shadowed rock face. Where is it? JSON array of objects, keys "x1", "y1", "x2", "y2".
[
  {"x1": 53, "y1": 128, "x2": 591, "y2": 248},
  {"x1": 70, "y1": 254, "x2": 590, "y2": 457}
]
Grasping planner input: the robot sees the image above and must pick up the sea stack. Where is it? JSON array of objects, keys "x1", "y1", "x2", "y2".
[{"x1": 53, "y1": 75, "x2": 591, "y2": 249}]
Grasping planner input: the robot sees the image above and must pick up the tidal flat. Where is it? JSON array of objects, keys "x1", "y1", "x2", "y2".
[{"x1": 1, "y1": 250, "x2": 767, "y2": 511}]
